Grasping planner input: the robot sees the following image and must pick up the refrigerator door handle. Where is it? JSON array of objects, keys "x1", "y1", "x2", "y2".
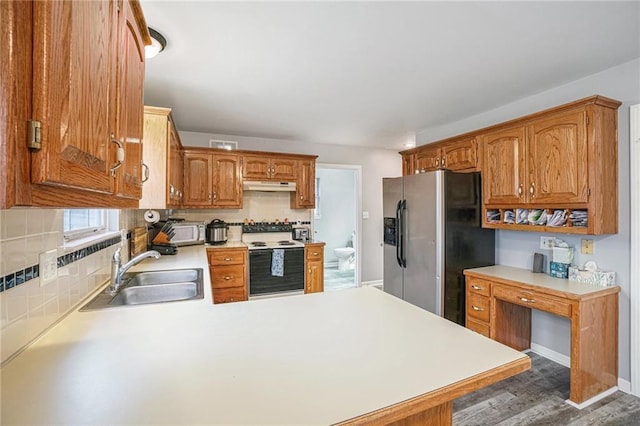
[
  {"x1": 395, "y1": 200, "x2": 403, "y2": 267},
  {"x1": 399, "y1": 200, "x2": 407, "y2": 268}
]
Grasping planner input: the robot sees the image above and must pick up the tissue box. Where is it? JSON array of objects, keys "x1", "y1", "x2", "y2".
[
  {"x1": 552, "y1": 246, "x2": 574, "y2": 264},
  {"x1": 568, "y1": 266, "x2": 616, "y2": 287},
  {"x1": 549, "y1": 261, "x2": 569, "y2": 279}
]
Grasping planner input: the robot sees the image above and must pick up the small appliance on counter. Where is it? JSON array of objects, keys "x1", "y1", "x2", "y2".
[
  {"x1": 147, "y1": 220, "x2": 205, "y2": 248},
  {"x1": 292, "y1": 226, "x2": 310, "y2": 242},
  {"x1": 206, "y1": 219, "x2": 229, "y2": 245}
]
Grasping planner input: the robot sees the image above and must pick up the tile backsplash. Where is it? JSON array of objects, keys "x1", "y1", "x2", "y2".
[{"x1": 0, "y1": 208, "x2": 137, "y2": 365}]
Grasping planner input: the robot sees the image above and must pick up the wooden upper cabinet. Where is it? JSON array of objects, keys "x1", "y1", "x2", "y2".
[
  {"x1": 291, "y1": 158, "x2": 315, "y2": 209},
  {"x1": 483, "y1": 126, "x2": 527, "y2": 205},
  {"x1": 1, "y1": 0, "x2": 150, "y2": 208},
  {"x1": 402, "y1": 138, "x2": 478, "y2": 175},
  {"x1": 114, "y1": 0, "x2": 146, "y2": 200},
  {"x1": 183, "y1": 150, "x2": 242, "y2": 209},
  {"x1": 243, "y1": 154, "x2": 297, "y2": 181},
  {"x1": 402, "y1": 153, "x2": 415, "y2": 176},
  {"x1": 184, "y1": 152, "x2": 214, "y2": 207},
  {"x1": 527, "y1": 110, "x2": 588, "y2": 204},
  {"x1": 212, "y1": 153, "x2": 242, "y2": 208},
  {"x1": 140, "y1": 107, "x2": 184, "y2": 209},
  {"x1": 415, "y1": 146, "x2": 441, "y2": 173},
  {"x1": 31, "y1": 0, "x2": 117, "y2": 194},
  {"x1": 442, "y1": 138, "x2": 477, "y2": 171}
]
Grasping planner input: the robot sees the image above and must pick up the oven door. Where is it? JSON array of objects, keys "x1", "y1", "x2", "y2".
[{"x1": 249, "y1": 248, "x2": 305, "y2": 296}]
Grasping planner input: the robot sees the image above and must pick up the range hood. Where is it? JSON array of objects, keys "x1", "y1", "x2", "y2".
[{"x1": 243, "y1": 181, "x2": 297, "y2": 192}]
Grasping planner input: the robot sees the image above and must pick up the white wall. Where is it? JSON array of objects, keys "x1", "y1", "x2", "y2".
[
  {"x1": 180, "y1": 131, "x2": 402, "y2": 282},
  {"x1": 315, "y1": 168, "x2": 357, "y2": 264},
  {"x1": 416, "y1": 58, "x2": 640, "y2": 382}
]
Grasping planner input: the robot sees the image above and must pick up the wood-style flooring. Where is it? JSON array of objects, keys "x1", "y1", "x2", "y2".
[{"x1": 453, "y1": 352, "x2": 640, "y2": 425}]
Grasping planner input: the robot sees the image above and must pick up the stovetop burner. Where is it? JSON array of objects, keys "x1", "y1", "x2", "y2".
[
  {"x1": 278, "y1": 240, "x2": 295, "y2": 246},
  {"x1": 251, "y1": 242, "x2": 267, "y2": 247}
]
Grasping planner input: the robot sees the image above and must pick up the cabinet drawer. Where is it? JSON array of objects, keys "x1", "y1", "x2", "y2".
[
  {"x1": 210, "y1": 265, "x2": 245, "y2": 289},
  {"x1": 207, "y1": 249, "x2": 246, "y2": 266},
  {"x1": 306, "y1": 247, "x2": 323, "y2": 261},
  {"x1": 467, "y1": 318, "x2": 490, "y2": 338},
  {"x1": 212, "y1": 287, "x2": 247, "y2": 304},
  {"x1": 467, "y1": 293, "x2": 490, "y2": 323},
  {"x1": 493, "y1": 284, "x2": 572, "y2": 318},
  {"x1": 467, "y1": 277, "x2": 491, "y2": 297}
]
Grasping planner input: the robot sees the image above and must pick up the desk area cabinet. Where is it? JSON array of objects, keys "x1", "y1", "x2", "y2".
[
  {"x1": 464, "y1": 265, "x2": 619, "y2": 407},
  {"x1": 207, "y1": 247, "x2": 248, "y2": 304}
]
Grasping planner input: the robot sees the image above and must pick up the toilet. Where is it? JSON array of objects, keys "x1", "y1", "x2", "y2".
[{"x1": 333, "y1": 231, "x2": 356, "y2": 271}]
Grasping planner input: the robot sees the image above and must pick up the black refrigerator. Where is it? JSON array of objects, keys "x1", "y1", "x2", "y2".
[{"x1": 383, "y1": 170, "x2": 495, "y2": 325}]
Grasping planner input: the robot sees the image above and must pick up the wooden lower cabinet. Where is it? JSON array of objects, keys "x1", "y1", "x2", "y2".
[
  {"x1": 207, "y1": 247, "x2": 248, "y2": 304},
  {"x1": 305, "y1": 243, "x2": 325, "y2": 293}
]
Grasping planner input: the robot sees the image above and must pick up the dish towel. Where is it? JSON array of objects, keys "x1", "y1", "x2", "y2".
[{"x1": 271, "y1": 249, "x2": 285, "y2": 277}]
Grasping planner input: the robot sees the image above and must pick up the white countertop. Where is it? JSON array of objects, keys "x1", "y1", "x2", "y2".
[
  {"x1": 464, "y1": 265, "x2": 619, "y2": 298},
  {"x1": 1, "y1": 247, "x2": 528, "y2": 425}
]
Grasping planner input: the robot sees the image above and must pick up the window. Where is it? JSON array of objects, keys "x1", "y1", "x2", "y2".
[{"x1": 63, "y1": 209, "x2": 118, "y2": 241}]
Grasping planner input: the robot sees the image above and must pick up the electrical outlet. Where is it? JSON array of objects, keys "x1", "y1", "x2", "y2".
[
  {"x1": 540, "y1": 236, "x2": 554, "y2": 250},
  {"x1": 39, "y1": 249, "x2": 58, "y2": 285},
  {"x1": 581, "y1": 239, "x2": 594, "y2": 255}
]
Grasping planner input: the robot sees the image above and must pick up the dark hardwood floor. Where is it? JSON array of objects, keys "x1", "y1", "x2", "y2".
[{"x1": 453, "y1": 352, "x2": 640, "y2": 425}]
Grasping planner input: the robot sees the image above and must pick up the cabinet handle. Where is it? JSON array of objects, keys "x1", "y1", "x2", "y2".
[
  {"x1": 441, "y1": 157, "x2": 446, "y2": 167},
  {"x1": 519, "y1": 297, "x2": 536, "y2": 303},
  {"x1": 471, "y1": 285, "x2": 483, "y2": 291},
  {"x1": 300, "y1": 194, "x2": 303, "y2": 200},
  {"x1": 141, "y1": 162, "x2": 150, "y2": 183},
  {"x1": 208, "y1": 192, "x2": 212, "y2": 200},
  {"x1": 517, "y1": 184, "x2": 523, "y2": 198},
  {"x1": 169, "y1": 184, "x2": 175, "y2": 195},
  {"x1": 471, "y1": 305, "x2": 484, "y2": 311},
  {"x1": 224, "y1": 258, "x2": 232, "y2": 261},
  {"x1": 529, "y1": 183, "x2": 535, "y2": 198},
  {"x1": 224, "y1": 276, "x2": 232, "y2": 280},
  {"x1": 434, "y1": 158, "x2": 440, "y2": 167},
  {"x1": 213, "y1": 192, "x2": 217, "y2": 200},
  {"x1": 109, "y1": 133, "x2": 125, "y2": 177}
]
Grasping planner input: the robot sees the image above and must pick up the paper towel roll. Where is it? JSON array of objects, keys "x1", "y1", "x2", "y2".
[{"x1": 143, "y1": 210, "x2": 160, "y2": 224}]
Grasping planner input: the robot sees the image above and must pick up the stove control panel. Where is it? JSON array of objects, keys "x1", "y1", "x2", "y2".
[{"x1": 242, "y1": 223, "x2": 293, "y2": 234}]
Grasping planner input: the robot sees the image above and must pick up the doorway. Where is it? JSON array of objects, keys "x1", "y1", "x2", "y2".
[{"x1": 313, "y1": 164, "x2": 361, "y2": 290}]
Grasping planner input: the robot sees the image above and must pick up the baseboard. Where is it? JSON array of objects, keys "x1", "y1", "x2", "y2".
[
  {"x1": 530, "y1": 343, "x2": 570, "y2": 368},
  {"x1": 618, "y1": 378, "x2": 631, "y2": 394},
  {"x1": 361, "y1": 280, "x2": 383, "y2": 288},
  {"x1": 531, "y1": 343, "x2": 633, "y2": 396}
]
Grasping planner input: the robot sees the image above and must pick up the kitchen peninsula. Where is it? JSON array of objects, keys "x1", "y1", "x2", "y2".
[{"x1": 1, "y1": 246, "x2": 529, "y2": 425}]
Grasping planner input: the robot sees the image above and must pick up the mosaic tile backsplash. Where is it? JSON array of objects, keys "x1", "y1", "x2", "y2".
[{"x1": 0, "y1": 209, "x2": 135, "y2": 364}]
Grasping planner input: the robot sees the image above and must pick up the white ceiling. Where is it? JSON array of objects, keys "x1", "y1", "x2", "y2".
[{"x1": 141, "y1": 1, "x2": 640, "y2": 150}]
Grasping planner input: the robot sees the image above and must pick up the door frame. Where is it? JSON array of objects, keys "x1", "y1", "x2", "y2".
[
  {"x1": 314, "y1": 163, "x2": 362, "y2": 287},
  {"x1": 631, "y1": 104, "x2": 639, "y2": 397}
]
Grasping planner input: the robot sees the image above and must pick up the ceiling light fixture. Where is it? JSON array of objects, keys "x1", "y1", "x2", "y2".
[{"x1": 145, "y1": 27, "x2": 167, "y2": 59}]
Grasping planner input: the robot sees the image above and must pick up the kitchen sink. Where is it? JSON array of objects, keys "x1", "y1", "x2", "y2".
[{"x1": 81, "y1": 268, "x2": 204, "y2": 311}]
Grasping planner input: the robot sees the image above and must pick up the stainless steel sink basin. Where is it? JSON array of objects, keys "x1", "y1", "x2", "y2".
[{"x1": 81, "y1": 268, "x2": 204, "y2": 310}]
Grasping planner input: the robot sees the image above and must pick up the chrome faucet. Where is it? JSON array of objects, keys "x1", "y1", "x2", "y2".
[{"x1": 108, "y1": 248, "x2": 161, "y2": 295}]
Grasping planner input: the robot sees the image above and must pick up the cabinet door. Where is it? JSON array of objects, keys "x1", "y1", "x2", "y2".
[
  {"x1": 402, "y1": 153, "x2": 415, "y2": 176},
  {"x1": 168, "y1": 122, "x2": 184, "y2": 207},
  {"x1": 442, "y1": 138, "x2": 477, "y2": 171},
  {"x1": 528, "y1": 110, "x2": 588, "y2": 204},
  {"x1": 183, "y1": 153, "x2": 213, "y2": 207},
  {"x1": 483, "y1": 126, "x2": 527, "y2": 205},
  {"x1": 305, "y1": 244, "x2": 324, "y2": 293},
  {"x1": 114, "y1": 0, "x2": 145, "y2": 200},
  {"x1": 212, "y1": 153, "x2": 242, "y2": 208},
  {"x1": 292, "y1": 159, "x2": 315, "y2": 209},
  {"x1": 31, "y1": 0, "x2": 117, "y2": 194},
  {"x1": 415, "y1": 146, "x2": 441, "y2": 173},
  {"x1": 242, "y1": 155, "x2": 271, "y2": 180},
  {"x1": 270, "y1": 158, "x2": 297, "y2": 181}
]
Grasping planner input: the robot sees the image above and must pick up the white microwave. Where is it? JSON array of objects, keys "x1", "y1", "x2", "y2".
[{"x1": 169, "y1": 222, "x2": 206, "y2": 246}]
